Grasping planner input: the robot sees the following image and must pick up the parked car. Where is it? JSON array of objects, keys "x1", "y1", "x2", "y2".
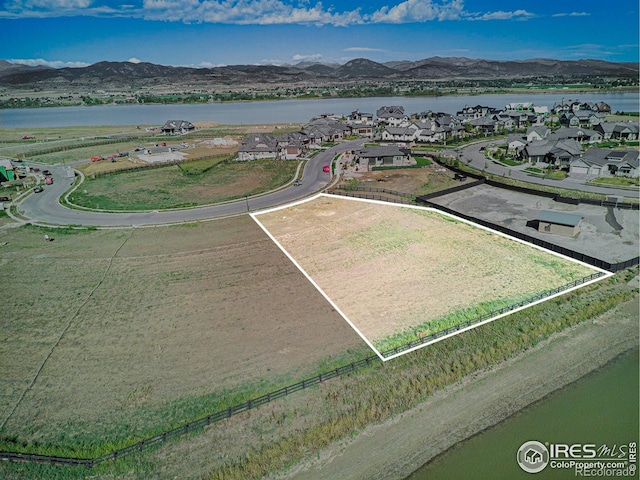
[
  {"x1": 42, "y1": 170, "x2": 51, "y2": 176},
  {"x1": 33, "y1": 186, "x2": 44, "y2": 193},
  {"x1": 0, "y1": 196, "x2": 10, "y2": 201}
]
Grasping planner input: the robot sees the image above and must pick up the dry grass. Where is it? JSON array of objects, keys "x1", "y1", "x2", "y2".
[
  {"x1": 0, "y1": 217, "x2": 365, "y2": 451},
  {"x1": 255, "y1": 195, "x2": 598, "y2": 350}
]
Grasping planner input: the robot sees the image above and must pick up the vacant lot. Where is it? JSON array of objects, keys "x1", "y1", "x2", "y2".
[
  {"x1": 0, "y1": 217, "x2": 365, "y2": 453},
  {"x1": 339, "y1": 163, "x2": 474, "y2": 198},
  {"x1": 68, "y1": 159, "x2": 299, "y2": 210},
  {"x1": 256, "y1": 196, "x2": 599, "y2": 353}
]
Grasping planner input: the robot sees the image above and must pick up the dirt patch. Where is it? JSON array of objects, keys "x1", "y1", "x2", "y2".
[
  {"x1": 256, "y1": 196, "x2": 598, "y2": 350},
  {"x1": 0, "y1": 217, "x2": 365, "y2": 446},
  {"x1": 340, "y1": 164, "x2": 474, "y2": 197}
]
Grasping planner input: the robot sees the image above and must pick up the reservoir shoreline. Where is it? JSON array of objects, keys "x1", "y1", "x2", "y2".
[{"x1": 279, "y1": 298, "x2": 639, "y2": 480}]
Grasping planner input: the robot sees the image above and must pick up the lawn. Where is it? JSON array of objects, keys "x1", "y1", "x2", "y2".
[
  {"x1": 68, "y1": 159, "x2": 299, "y2": 210},
  {"x1": 255, "y1": 195, "x2": 602, "y2": 356},
  {"x1": 0, "y1": 217, "x2": 366, "y2": 456},
  {"x1": 591, "y1": 177, "x2": 640, "y2": 187}
]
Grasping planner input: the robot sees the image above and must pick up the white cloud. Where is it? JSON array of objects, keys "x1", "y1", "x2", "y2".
[
  {"x1": 291, "y1": 53, "x2": 323, "y2": 61},
  {"x1": 8, "y1": 58, "x2": 91, "y2": 68},
  {"x1": 0, "y1": 0, "x2": 542, "y2": 25},
  {"x1": 469, "y1": 9, "x2": 534, "y2": 21},
  {"x1": 344, "y1": 47, "x2": 389, "y2": 53},
  {"x1": 127, "y1": 57, "x2": 143, "y2": 63},
  {"x1": 552, "y1": 12, "x2": 591, "y2": 18},
  {"x1": 369, "y1": 0, "x2": 464, "y2": 23}
]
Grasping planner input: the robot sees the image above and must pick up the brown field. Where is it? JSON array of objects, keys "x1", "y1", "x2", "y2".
[
  {"x1": 339, "y1": 164, "x2": 475, "y2": 198},
  {"x1": 255, "y1": 195, "x2": 599, "y2": 351},
  {"x1": 0, "y1": 216, "x2": 365, "y2": 449}
]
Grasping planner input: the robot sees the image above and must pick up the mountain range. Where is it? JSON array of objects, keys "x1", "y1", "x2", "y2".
[{"x1": 1, "y1": 57, "x2": 637, "y2": 89}]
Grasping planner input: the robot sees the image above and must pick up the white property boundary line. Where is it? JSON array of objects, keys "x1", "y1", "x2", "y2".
[{"x1": 251, "y1": 193, "x2": 613, "y2": 362}]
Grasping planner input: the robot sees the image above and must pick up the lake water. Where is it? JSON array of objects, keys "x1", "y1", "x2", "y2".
[
  {"x1": 406, "y1": 349, "x2": 639, "y2": 480},
  {"x1": 1, "y1": 92, "x2": 638, "y2": 128}
]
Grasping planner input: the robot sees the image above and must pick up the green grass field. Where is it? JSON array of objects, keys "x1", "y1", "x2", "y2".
[{"x1": 67, "y1": 159, "x2": 298, "y2": 210}]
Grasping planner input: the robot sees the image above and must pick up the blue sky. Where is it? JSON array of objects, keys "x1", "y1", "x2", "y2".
[{"x1": 1, "y1": 0, "x2": 638, "y2": 68}]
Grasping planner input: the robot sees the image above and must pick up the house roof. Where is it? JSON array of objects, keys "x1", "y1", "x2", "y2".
[
  {"x1": 384, "y1": 127, "x2": 415, "y2": 135},
  {"x1": 239, "y1": 133, "x2": 279, "y2": 153},
  {"x1": 162, "y1": 120, "x2": 194, "y2": 131},
  {"x1": 536, "y1": 210, "x2": 582, "y2": 227},
  {"x1": 583, "y1": 147, "x2": 639, "y2": 168},
  {"x1": 356, "y1": 146, "x2": 410, "y2": 158}
]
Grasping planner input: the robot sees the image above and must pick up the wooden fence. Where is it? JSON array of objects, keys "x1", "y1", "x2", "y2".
[{"x1": 0, "y1": 355, "x2": 382, "y2": 468}]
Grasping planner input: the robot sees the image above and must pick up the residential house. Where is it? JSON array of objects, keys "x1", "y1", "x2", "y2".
[
  {"x1": 414, "y1": 120, "x2": 447, "y2": 143},
  {"x1": 376, "y1": 106, "x2": 408, "y2": 126},
  {"x1": 612, "y1": 122, "x2": 639, "y2": 141},
  {"x1": 594, "y1": 122, "x2": 639, "y2": 141},
  {"x1": 507, "y1": 134, "x2": 527, "y2": 152},
  {"x1": 355, "y1": 145, "x2": 412, "y2": 168},
  {"x1": 380, "y1": 126, "x2": 418, "y2": 143},
  {"x1": 161, "y1": 120, "x2": 195, "y2": 135},
  {"x1": 560, "y1": 111, "x2": 605, "y2": 128},
  {"x1": 526, "y1": 125, "x2": 551, "y2": 142},
  {"x1": 467, "y1": 116, "x2": 497, "y2": 135},
  {"x1": 520, "y1": 137, "x2": 582, "y2": 167},
  {"x1": 456, "y1": 105, "x2": 498, "y2": 120},
  {"x1": 547, "y1": 139, "x2": 583, "y2": 168},
  {"x1": 303, "y1": 120, "x2": 352, "y2": 145},
  {"x1": 274, "y1": 131, "x2": 309, "y2": 159},
  {"x1": 346, "y1": 110, "x2": 374, "y2": 125},
  {"x1": 570, "y1": 147, "x2": 639, "y2": 178},
  {"x1": 554, "y1": 127, "x2": 602, "y2": 144},
  {"x1": 237, "y1": 133, "x2": 280, "y2": 161}
]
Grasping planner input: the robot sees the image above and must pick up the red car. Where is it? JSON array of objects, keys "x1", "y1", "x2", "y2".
[{"x1": 323, "y1": 165, "x2": 330, "y2": 173}]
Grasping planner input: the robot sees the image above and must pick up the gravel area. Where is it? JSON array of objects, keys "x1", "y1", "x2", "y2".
[{"x1": 429, "y1": 184, "x2": 639, "y2": 264}]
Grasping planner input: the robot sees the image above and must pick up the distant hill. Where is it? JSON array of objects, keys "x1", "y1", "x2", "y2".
[{"x1": 0, "y1": 56, "x2": 637, "y2": 89}]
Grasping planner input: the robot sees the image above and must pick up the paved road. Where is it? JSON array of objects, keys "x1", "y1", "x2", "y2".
[
  {"x1": 457, "y1": 140, "x2": 640, "y2": 200},
  {"x1": 15, "y1": 140, "x2": 364, "y2": 227}
]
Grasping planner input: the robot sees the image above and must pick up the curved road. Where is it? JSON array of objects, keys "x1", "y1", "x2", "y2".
[
  {"x1": 457, "y1": 140, "x2": 640, "y2": 199},
  {"x1": 16, "y1": 140, "x2": 364, "y2": 227}
]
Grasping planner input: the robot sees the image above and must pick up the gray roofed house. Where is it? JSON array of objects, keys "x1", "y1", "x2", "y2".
[
  {"x1": 238, "y1": 133, "x2": 280, "y2": 161},
  {"x1": 376, "y1": 106, "x2": 408, "y2": 126},
  {"x1": 507, "y1": 134, "x2": 527, "y2": 152},
  {"x1": 467, "y1": 116, "x2": 497, "y2": 134},
  {"x1": 570, "y1": 147, "x2": 639, "y2": 178},
  {"x1": 355, "y1": 145, "x2": 412, "y2": 168},
  {"x1": 526, "y1": 125, "x2": 551, "y2": 142},
  {"x1": 380, "y1": 126, "x2": 418, "y2": 142},
  {"x1": 161, "y1": 120, "x2": 195, "y2": 135},
  {"x1": 303, "y1": 120, "x2": 352, "y2": 144},
  {"x1": 554, "y1": 127, "x2": 602, "y2": 144}
]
